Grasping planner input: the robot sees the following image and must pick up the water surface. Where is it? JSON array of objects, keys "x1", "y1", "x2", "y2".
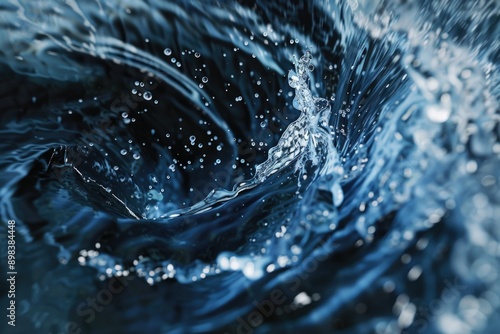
[{"x1": 0, "y1": 0, "x2": 499, "y2": 333}]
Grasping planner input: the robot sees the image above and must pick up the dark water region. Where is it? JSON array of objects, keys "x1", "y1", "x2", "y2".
[{"x1": 0, "y1": 0, "x2": 499, "y2": 333}]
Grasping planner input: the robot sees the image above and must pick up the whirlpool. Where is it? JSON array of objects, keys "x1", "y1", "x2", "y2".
[{"x1": 0, "y1": 0, "x2": 499, "y2": 333}]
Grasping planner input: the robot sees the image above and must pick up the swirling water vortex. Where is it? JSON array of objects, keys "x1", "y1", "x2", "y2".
[{"x1": 0, "y1": 0, "x2": 499, "y2": 333}]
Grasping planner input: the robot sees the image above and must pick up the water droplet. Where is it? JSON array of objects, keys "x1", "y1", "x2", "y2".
[
  {"x1": 288, "y1": 70, "x2": 299, "y2": 88},
  {"x1": 149, "y1": 175, "x2": 158, "y2": 184},
  {"x1": 163, "y1": 48, "x2": 172, "y2": 56},
  {"x1": 461, "y1": 68, "x2": 472, "y2": 79},
  {"x1": 427, "y1": 78, "x2": 439, "y2": 91},
  {"x1": 147, "y1": 189, "x2": 163, "y2": 201},
  {"x1": 331, "y1": 182, "x2": 344, "y2": 207},
  {"x1": 120, "y1": 149, "x2": 127, "y2": 155},
  {"x1": 194, "y1": 52, "x2": 201, "y2": 58},
  {"x1": 133, "y1": 153, "x2": 140, "y2": 160},
  {"x1": 202, "y1": 76, "x2": 208, "y2": 83},
  {"x1": 425, "y1": 104, "x2": 451, "y2": 123},
  {"x1": 143, "y1": 91, "x2": 152, "y2": 101}
]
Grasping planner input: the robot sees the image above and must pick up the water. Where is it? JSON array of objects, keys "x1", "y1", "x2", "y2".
[{"x1": 0, "y1": 0, "x2": 499, "y2": 333}]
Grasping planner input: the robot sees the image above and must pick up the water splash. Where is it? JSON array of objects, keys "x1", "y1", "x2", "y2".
[{"x1": 167, "y1": 51, "x2": 343, "y2": 220}]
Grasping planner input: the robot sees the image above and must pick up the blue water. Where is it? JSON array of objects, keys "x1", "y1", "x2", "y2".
[{"x1": 1, "y1": 0, "x2": 499, "y2": 333}]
